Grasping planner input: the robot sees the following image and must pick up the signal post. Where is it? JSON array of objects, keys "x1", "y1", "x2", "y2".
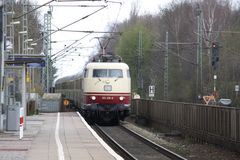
[{"x1": 211, "y1": 42, "x2": 220, "y2": 103}]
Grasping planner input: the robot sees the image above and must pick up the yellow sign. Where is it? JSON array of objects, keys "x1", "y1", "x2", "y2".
[
  {"x1": 8, "y1": 77, "x2": 14, "y2": 82},
  {"x1": 63, "y1": 99, "x2": 70, "y2": 106},
  {"x1": 26, "y1": 73, "x2": 30, "y2": 82}
]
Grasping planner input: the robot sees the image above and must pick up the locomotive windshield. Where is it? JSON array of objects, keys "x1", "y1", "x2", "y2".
[
  {"x1": 109, "y1": 69, "x2": 123, "y2": 78},
  {"x1": 93, "y1": 69, "x2": 123, "y2": 78}
]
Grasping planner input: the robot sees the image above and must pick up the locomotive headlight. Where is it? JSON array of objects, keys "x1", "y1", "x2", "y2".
[
  {"x1": 91, "y1": 96, "x2": 96, "y2": 101},
  {"x1": 119, "y1": 96, "x2": 125, "y2": 101}
]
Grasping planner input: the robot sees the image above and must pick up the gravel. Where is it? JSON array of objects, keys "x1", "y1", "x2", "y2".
[{"x1": 123, "y1": 117, "x2": 240, "y2": 160}]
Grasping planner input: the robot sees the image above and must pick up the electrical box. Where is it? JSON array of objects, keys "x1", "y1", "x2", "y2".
[{"x1": 7, "y1": 102, "x2": 21, "y2": 131}]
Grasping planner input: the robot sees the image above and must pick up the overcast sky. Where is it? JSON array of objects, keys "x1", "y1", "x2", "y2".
[{"x1": 32, "y1": 0, "x2": 171, "y2": 79}]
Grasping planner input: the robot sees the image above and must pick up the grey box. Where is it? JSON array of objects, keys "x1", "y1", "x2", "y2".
[
  {"x1": 40, "y1": 93, "x2": 62, "y2": 113},
  {"x1": 7, "y1": 102, "x2": 21, "y2": 131}
]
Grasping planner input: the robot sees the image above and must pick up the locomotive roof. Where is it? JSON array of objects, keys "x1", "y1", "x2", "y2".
[
  {"x1": 86, "y1": 62, "x2": 129, "y2": 69},
  {"x1": 55, "y1": 73, "x2": 83, "y2": 84},
  {"x1": 55, "y1": 62, "x2": 129, "y2": 85}
]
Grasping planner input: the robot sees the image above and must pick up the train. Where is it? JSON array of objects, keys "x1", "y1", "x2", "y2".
[{"x1": 55, "y1": 54, "x2": 131, "y2": 124}]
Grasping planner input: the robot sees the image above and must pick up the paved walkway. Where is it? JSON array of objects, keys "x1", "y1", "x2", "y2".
[
  {"x1": 0, "y1": 115, "x2": 44, "y2": 160},
  {"x1": 0, "y1": 112, "x2": 122, "y2": 160}
]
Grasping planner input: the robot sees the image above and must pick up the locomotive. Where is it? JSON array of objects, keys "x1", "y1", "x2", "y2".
[{"x1": 55, "y1": 54, "x2": 131, "y2": 124}]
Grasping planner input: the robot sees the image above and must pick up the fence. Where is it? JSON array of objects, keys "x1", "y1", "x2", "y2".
[{"x1": 131, "y1": 99, "x2": 240, "y2": 152}]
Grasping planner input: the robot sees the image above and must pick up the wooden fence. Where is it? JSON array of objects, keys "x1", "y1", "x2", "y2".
[{"x1": 131, "y1": 99, "x2": 240, "y2": 152}]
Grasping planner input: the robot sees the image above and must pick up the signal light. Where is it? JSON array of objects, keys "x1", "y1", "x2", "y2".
[
  {"x1": 212, "y1": 43, "x2": 217, "y2": 48},
  {"x1": 211, "y1": 42, "x2": 220, "y2": 70}
]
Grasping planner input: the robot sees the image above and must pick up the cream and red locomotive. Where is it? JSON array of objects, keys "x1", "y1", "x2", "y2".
[{"x1": 55, "y1": 56, "x2": 131, "y2": 123}]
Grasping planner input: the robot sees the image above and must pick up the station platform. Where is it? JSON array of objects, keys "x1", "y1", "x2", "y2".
[{"x1": 0, "y1": 112, "x2": 123, "y2": 160}]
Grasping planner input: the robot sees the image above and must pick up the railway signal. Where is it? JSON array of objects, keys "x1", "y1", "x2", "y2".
[{"x1": 211, "y1": 42, "x2": 220, "y2": 70}]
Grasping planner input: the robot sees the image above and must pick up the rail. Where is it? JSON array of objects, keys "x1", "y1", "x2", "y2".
[
  {"x1": 93, "y1": 124, "x2": 137, "y2": 160},
  {"x1": 120, "y1": 125, "x2": 187, "y2": 160},
  {"x1": 94, "y1": 124, "x2": 187, "y2": 160}
]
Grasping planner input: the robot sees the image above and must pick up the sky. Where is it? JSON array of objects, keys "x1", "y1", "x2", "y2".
[{"x1": 32, "y1": 0, "x2": 171, "y2": 79}]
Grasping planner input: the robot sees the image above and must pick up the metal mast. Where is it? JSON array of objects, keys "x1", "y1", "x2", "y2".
[
  {"x1": 4, "y1": 1, "x2": 16, "y2": 107},
  {"x1": 137, "y1": 31, "x2": 143, "y2": 96},
  {"x1": 164, "y1": 31, "x2": 169, "y2": 100},
  {"x1": 22, "y1": 1, "x2": 28, "y2": 55},
  {"x1": 4, "y1": 0, "x2": 14, "y2": 56},
  {"x1": 43, "y1": 9, "x2": 52, "y2": 93},
  {"x1": 196, "y1": 5, "x2": 203, "y2": 99},
  {"x1": 199, "y1": 10, "x2": 203, "y2": 96}
]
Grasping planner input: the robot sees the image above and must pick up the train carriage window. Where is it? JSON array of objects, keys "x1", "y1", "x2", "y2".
[
  {"x1": 93, "y1": 69, "x2": 107, "y2": 77},
  {"x1": 109, "y1": 69, "x2": 123, "y2": 78}
]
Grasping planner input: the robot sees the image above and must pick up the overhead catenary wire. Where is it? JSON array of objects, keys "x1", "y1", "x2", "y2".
[
  {"x1": 52, "y1": 33, "x2": 92, "y2": 61},
  {"x1": 53, "y1": 0, "x2": 122, "y2": 72},
  {"x1": 154, "y1": 43, "x2": 197, "y2": 65},
  {"x1": 94, "y1": 1, "x2": 122, "y2": 53},
  {"x1": 55, "y1": 44, "x2": 96, "y2": 62},
  {"x1": 104, "y1": 0, "x2": 122, "y2": 4},
  {"x1": 54, "y1": 42, "x2": 92, "y2": 61},
  {"x1": 52, "y1": 40, "x2": 82, "y2": 59},
  {"x1": 51, "y1": 38, "x2": 91, "y2": 43},
  {"x1": 109, "y1": 1, "x2": 122, "y2": 33},
  {"x1": 50, "y1": 29, "x2": 122, "y2": 34},
  {"x1": 31, "y1": 5, "x2": 108, "y2": 43},
  {"x1": 28, "y1": 4, "x2": 106, "y2": 8},
  {"x1": 51, "y1": 40, "x2": 79, "y2": 58},
  {"x1": 53, "y1": 37, "x2": 88, "y2": 59},
  {"x1": 205, "y1": 30, "x2": 240, "y2": 34}
]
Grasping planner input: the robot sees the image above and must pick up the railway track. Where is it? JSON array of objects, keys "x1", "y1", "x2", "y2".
[{"x1": 92, "y1": 124, "x2": 187, "y2": 160}]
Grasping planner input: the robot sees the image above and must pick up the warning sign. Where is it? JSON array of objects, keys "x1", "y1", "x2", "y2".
[
  {"x1": 203, "y1": 95, "x2": 216, "y2": 105},
  {"x1": 63, "y1": 99, "x2": 70, "y2": 106}
]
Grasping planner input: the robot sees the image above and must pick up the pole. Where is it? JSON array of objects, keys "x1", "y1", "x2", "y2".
[
  {"x1": 18, "y1": 33, "x2": 20, "y2": 54},
  {"x1": 140, "y1": 31, "x2": 143, "y2": 93},
  {"x1": 22, "y1": 64, "x2": 26, "y2": 129},
  {"x1": 196, "y1": 5, "x2": 203, "y2": 101},
  {"x1": 164, "y1": 31, "x2": 169, "y2": 100},
  {"x1": 48, "y1": 9, "x2": 52, "y2": 91},
  {"x1": 137, "y1": 31, "x2": 143, "y2": 96},
  {"x1": 196, "y1": 11, "x2": 200, "y2": 99},
  {"x1": 199, "y1": 11, "x2": 203, "y2": 95},
  {"x1": 0, "y1": 0, "x2": 4, "y2": 132}
]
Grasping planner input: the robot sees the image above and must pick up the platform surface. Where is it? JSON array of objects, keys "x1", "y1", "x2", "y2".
[{"x1": 0, "y1": 112, "x2": 122, "y2": 160}]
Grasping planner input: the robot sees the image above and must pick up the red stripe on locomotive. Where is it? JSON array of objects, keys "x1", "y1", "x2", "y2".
[{"x1": 84, "y1": 92, "x2": 131, "y2": 105}]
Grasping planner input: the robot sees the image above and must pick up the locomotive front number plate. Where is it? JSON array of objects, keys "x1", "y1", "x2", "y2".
[{"x1": 104, "y1": 85, "x2": 112, "y2": 91}]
